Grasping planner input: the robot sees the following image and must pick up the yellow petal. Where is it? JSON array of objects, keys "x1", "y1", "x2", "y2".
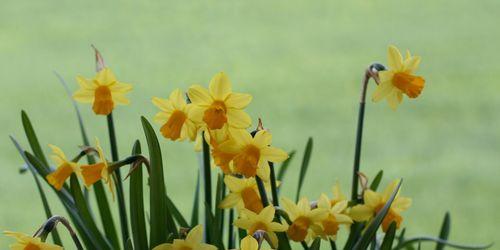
[
  {"x1": 269, "y1": 222, "x2": 288, "y2": 232},
  {"x1": 317, "y1": 193, "x2": 330, "y2": 209},
  {"x1": 309, "y1": 208, "x2": 328, "y2": 222},
  {"x1": 209, "y1": 72, "x2": 232, "y2": 100},
  {"x1": 219, "y1": 193, "x2": 241, "y2": 208},
  {"x1": 261, "y1": 146, "x2": 288, "y2": 163},
  {"x1": 382, "y1": 179, "x2": 401, "y2": 201},
  {"x1": 387, "y1": 45, "x2": 403, "y2": 70},
  {"x1": 226, "y1": 109, "x2": 251, "y2": 129},
  {"x1": 185, "y1": 224, "x2": 203, "y2": 244},
  {"x1": 349, "y1": 205, "x2": 374, "y2": 221},
  {"x1": 256, "y1": 162, "x2": 270, "y2": 181},
  {"x1": 169, "y1": 88, "x2": 186, "y2": 110},
  {"x1": 153, "y1": 112, "x2": 170, "y2": 124},
  {"x1": 188, "y1": 85, "x2": 212, "y2": 106},
  {"x1": 267, "y1": 232, "x2": 279, "y2": 248},
  {"x1": 332, "y1": 200, "x2": 348, "y2": 214},
  {"x1": 253, "y1": 130, "x2": 272, "y2": 147},
  {"x1": 335, "y1": 214, "x2": 353, "y2": 224},
  {"x1": 372, "y1": 81, "x2": 393, "y2": 102},
  {"x1": 224, "y1": 175, "x2": 245, "y2": 192},
  {"x1": 240, "y1": 236, "x2": 259, "y2": 250},
  {"x1": 152, "y1": 97, "x2": 173, "y2": 112},
  {"x1": 76, "y1": 76, "x2": 95, "y2": 89},
  {"x1": 112, "y1": 93, "x2": 130, "y2": 105},
  {"x1": 280, "y1": 197, "x2": 298, "y2": 220},
  {"x1": 363, "y1": 190, "x2": 381, "y2": 207},
  {"x1": 96, "y1": 68, "x2": 117, "y2": 85},
  {"x1": 110, "y1": 81, "x2": 132, "y2": 93},
  {"x1": 73, "y1": 89, "x2": 94, "y2": 103},
  {"x1": 404, "y1": 56, "x2": 421, "y2": 73},
  {"x1": 259, "y1": 205, "x2": 275, "y2": 222},
  {"x1": 392, "y1": 197, "x2": 412, "y2": 213},
  {"x1": 225, "y1": 93, "x2": 252, "y2": 109},
  {"x1": 151, "y1": 243, "x2": 172, "y2": 250},
  {"x1": 386, "y1": 90, "x2": 401, "y2": 110}
]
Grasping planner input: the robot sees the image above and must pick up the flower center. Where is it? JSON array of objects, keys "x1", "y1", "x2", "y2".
[
  {"x1": 203, "y1": 101, "x2": 227, "y2": 129},
  {"x1": 161, "y1": 110, "x2": 187, "y2": 140},
  {"x1": 93, "y1": 85, "x2": 114, "y2": 115},
  {"x1": 241, "y1": 187, "x2": 263, "y2": 213},
  {"x1": 24, "y1": 242, "x2": 41, "y2": 250},
  {"x1": 46, "y1": 163, "x2": 74, "y2": 190},
  {"x1": 287, "y1": 216, "x2": 311, "y2": 242},
  {"x1": 375, "y1": 205, "x2": 403, "y2": 232},
  {"x1": 233, "y1": 145, "x2": 261, "y2": 178},
  {"x1": 81, "y1": 162, "x2": 106, "y2": 187},
  {"x1": 392, "y1": 72, "x2": 425, "y2": 98},
  {"x1": 321, "y1": 214, "x2": 340, "y2": 236},
  {"x1": 249, "y1": 221, "x2": 268, "y2": 235}
]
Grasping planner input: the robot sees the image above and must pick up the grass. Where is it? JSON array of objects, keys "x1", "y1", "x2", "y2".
[{"x1": 1, "y1": 0, "x2": 499, "y2": 248}]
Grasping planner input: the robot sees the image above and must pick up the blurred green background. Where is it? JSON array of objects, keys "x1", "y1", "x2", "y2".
[{"x1": 1, "y1": 0, "x2": 499, "y2": 249}]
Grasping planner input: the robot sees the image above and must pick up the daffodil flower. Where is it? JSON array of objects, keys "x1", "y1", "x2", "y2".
[
  {"x1": 239, "y1": 235, "x2": 259, "y2": 250},
  {"x1": 311, "y1": 194, "x2": 352, "y2": 240},
  {"x1": 219, "y1": 175, "x2": 263, "y2": 213},
  {"x1": 152, "y1": 224, "x2": 216, "y2": 250},
  {"x1": 234, "y1": 205, "x2": 288, "y2": 248},
  {"x1": 46, "y1": 144, "x2": 80, "y2": 190},
  {"x1": 152, "y1": 89, "x2": 198, "y2": 141},
  {"x1": 330, "y1": 182, "x2": 348, "y2": 206},
  {"x1": 280, "y1": 197, "x2": 328, "y2": 242},
  {"x1": 80, "y1": 138, "x2": 115, "y2": 200},
  {"x1": 350, "y1": 179, "x2": 412, "y2": 232},
  {"x1": 218, "y1": 130, "x2": 288, "y2": 181},
  {"x1": 4, "y1": 231, "x2": 63, "y2": 250},
  {"x1": 372, "y1": 45, "x2": 425, "y2": 110},
  {"x1": 74, "y1": 68, "x2": 132, "y2": 115},
  {"x1": 187, "y1": 72, "x2": 252, "y2": 132}
]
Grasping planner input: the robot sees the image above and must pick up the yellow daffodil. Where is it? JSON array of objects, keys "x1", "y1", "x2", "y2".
[
  {"x1": 218, "y1": 130, "x2": 288, "y2": 181},
  {"x1": 240, "y1": 235, "x2": 259, "y2": 250},
  {"x1": 152, "y1": 224, "x2": 216, "y2": 250},
  {"x1": 234, "y1": 205, "x2": 288, "y2": 248},
  {"x1": 74, "y1": 68, "x2": 132, "y2": 115},
  {"x1": 152, "y1": 88, "x2": 198, "y2": 141},
  {"x1": 219, "y1": 175, "x2": 263, "y2": 213},
  {"x1": 80, "y1": 139, "x2": 115, "y2": 200},
  {"x1": 280, "y1": 197, "x2": 328, "y2": 242},
  {"x1": 207, "y1": 126, "x2": 237, "y2": 174},
  {"x1": 350, "y1": 180, "x2": 411, "y2": 232},
  {"x1": 330, "y1": 182, "x2": 348, "y2": 206},
  {"x1": 187, "y1": 72, "x2": 252, "y2": 132},
  {"x1": 46, "y1": 144, "x2": 79, "y2": 190},
  {"x1": 372, "y1": 45, "x2": 425, "y2": 110},
  {"x1": 311, "y1": 194, "x2": 352, "y2": 240},
  {"x1": 4, "y1": 231, "x2": 63, "y2": 250}
]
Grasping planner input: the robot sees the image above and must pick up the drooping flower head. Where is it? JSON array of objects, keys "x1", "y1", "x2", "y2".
[
  {"x1": 350, "y1": 179, "x2": 411, "y2": 232},
  {"x1": 187, "y1": 72, "x2": 252, "y2": 132},
  {"x1": 152, "y1": 88, "x2": 198, "y2": 141},
  {"x1": 233, "y1": 205, "x2": 288, "y2": 248},
  {"x1": 311, "y1": 194, "x2": 352, "y2": 240},
  {"x1": 4, "y1": 231, "x2": 63, "y2": 250},
  {"x1": 152, "y1": 224, "x2": 216, "y2": 250},
  {"x1": 280, "y1": 197, "x2": 328, "y2": 242},
  {"x1": 218, "y1": 130, "x2": 288, "y2": 181},
  {"x1": 74, "y1": 68, "x2": 132, "y2": 115},
  {"x1": 372, "y1": 45, "x2": 425, "y2": 110},
  {"x1": 46, "y1": 144, "x2": 80, "y2": 190},
  {"x1": 219, "y1": 175, "x2": 263, "y2": 213},
  {"x1": 80, "y1": 138, "x2": 115, "y2": 200}
]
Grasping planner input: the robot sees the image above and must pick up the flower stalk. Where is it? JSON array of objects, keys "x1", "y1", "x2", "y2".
[{"x1": 33, "y1": 215, "x2": 83, "y2": 250}]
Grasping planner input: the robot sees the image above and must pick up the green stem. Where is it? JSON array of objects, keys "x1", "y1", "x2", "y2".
[
  {"x1": 227, "y1": 209, "x2": 234, "y2": 249},
  {"x1": 106, "y1": 112, "x2": 129, "y2": 247},
  {"x1": 255, "y1": 176, "x2": 269, "y2": 207},
  {"x1": 201, "y1": 133, "x2": 212, "y2": 241}
]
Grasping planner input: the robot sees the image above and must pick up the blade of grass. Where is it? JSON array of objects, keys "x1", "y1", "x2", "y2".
[
  {"x1": 369, "y1": 170, "x2": 384, "y2": 191},
  {"x1": 436, "y1": 212, "x2": 451, "y2": 250},
  {"x1": 190, "y1": 172, "x2": 200, "y2": 227},
  {"x1": 214, "y1": 174, "x2": 225, "y2": 237},
  {"x1": 380, "y1": 221, "x2": 397, "y2": 250},
  {"x1": 201, "y1": 133, "x2": 212, "y2": 241},
  {"x1": 309, "y1": 238, "x2": 321, "y2": 250},
  {"x1": 277, "y1": 150, "x2": 296, "y2": 181},
  {"x1": 130, "y1": 140, "x2": 148, "y2": 250},
  {"x1": 21, "y1": 110, "x2": 48, "y2": 167},
  {"x1": 205, "y1": 203, "x2": 224, "y2": 249},
  {"x1": 352, "y1": 180, "x2": 403, "y2": 250},
  {"x1": 397, "y1": 237, "x2": 493, "y2": 250},
  {"x1": 166, "y1": 195, "x2": 189, "y2": 228},
  {"x1": 141, "y1": 117, "x2": 168, "y2": 247},
  {"x1": 296, "y1": 137, "x2": 313, "y2": 202}
]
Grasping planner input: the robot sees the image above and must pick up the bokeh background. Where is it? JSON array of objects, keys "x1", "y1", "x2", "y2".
[{"x1": 1, "y1": 0, "x2": 499, "y2": 248}]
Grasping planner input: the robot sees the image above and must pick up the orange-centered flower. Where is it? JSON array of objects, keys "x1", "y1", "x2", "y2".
[
  {"x1": 46, "y1": 145, "x2": 79, "y2": 191},
  {"x1": 372, "y1": 45, "x2": 425, "y2": 110},
  {"x1": 152, "y1": 224, "x2": 216, "y2": 250},
  {"x1": 311, "y1": 194, "x2": 352, "y2": 240},
  {"x1": 152, "y1": 89, "x2": 198, "y2": 141},
  {"x1": 280, "y1": 197, "x2": 328, "y2": 243},
  {"x1": 4, "y1": 231, "x2": 63, "y2": 250},
  {"x1": 80, "y1": 138, "x2": 115, "y2": 200},
  {"x1": 74, "y1": 68, "x2": 132, "y2": 115},
  {"x1": 187, "y1": 72, "x2": 252, "y2": 132},
  {"x1": 219, "y1": 175, "x2": 263, "y2": 213},
  {"x1": 218, "y1": 130, "x2": 288, "y2": 181},
  {"x1": 350, "y1": 180, "x2": 412, "y2": 232}
]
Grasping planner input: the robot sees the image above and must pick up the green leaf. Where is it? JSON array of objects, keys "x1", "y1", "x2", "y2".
[
  {"x1": 370, "y1": 170, "x2": 384, "y2": 191},
  {"x1": 277, "y1": 150, "x2": 296, "y2": 181},
  {"x1": 141, "y1": 117, "x2": 169, "y2": 247},
  {"x1": 205, "y1": 203, "x2": 224, "y2": 249},
  {"x1": 70, "y1": 175, "x2": 112, "y2": 250},
  {"x1": 397, "y1": 237, "x2": 493, "y2": 250},
  {"x1": 296, "y1": 137, "x2": 313, "y2": 202},
  {"x1": 309, "y1": 238, "x2": 321, "y2": 250},
  {"x1": 166, "y1": 195, "x2": 189, "y2": 228},
  {"x1": 353, "y1": 179, "x2": 403, "y2": 250},
  {"x1": 436, "y1": 212, "x2": 451, "y2": 250},
  {"x1": 54, "y1": 71, "x2": 120, "y2": 249},
  {"x1": 329, "y1": 239, "x2": 337, "y2": 250},
  {"x1": 21, "y1": 111, "x2": 49, "y2": 167},
  {"x1": 380, "y1": 221, "x2": 397, "y2": 250},
  {"x1": 125, "y1": 238, "x2": 134, "y2": 250},
  {"x1": 10, "y1": 136, "x2": 62, "y2": 246},
  {"x1": 190, "y1": 173, "x2": 200, "y2": 227},
  {"x1": 214, "y1": 173, "x2": 225, "y2": 234},
  {"x1": 130, "y1": 140, "x2": 148, "y2": 250}
]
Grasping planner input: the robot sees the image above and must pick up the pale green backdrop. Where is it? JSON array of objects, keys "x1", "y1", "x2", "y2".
[{"x1": 1, "y1": 0, "x2": 499, "y2": 249}]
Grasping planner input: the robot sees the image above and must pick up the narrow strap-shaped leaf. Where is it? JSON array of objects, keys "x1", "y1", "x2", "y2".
[
  {"x1": 296, "y1": 137, "x2": 313, "y2": 202},
  {"x1": 10, "y1": 136, "x2": 62, "y2": 246},
  {"x1": 130, "y1": 140, "x2": 148, "y2": 250},
  {"x1": 380, "y1": 221, "x2": 397, "y2": 250},
  {"x1": 21, "y1": 110, "x2": 49, "y2": 167},
  {"x1": 190, "y1": 172, "x2": 200, "y2": 227},
  {"x1": 166, "y1": 195, "x2": 189, "y2": 228},
  {"x1": 214, "y1": 174, "x2": 225, "y2": 237},
  {"x1": 205, "y1": 203, "x2": 224, "y2": 249},
  {"x1": 125, "y1": 238, "x2": 134, "y2": 250},
  {"x1": 369, "y1": 170, "x2": 384, "y2": 191},
  {"x1": 309, "y1": 238, "x2": 321, "y2": 250},
  {"x1": 201, "y1": 133, "x2": 212, "y2": 242},
  {"x1": 70, "y1": 175, "x2": 112, "y2": 250},
  {"x1": 54, "y1": 71, "x2": 120, "y2": 249},
  {"x1": 329, "y1": 240, "x2": 337, "y2": 250},
  {"x1": 353, "y1": 180, "x2": 403, "y2": 250},
  {"x1": 436, "y1": 212, "x2": 451, "y2": 250},
  {"x1": 397, "y1": 237, "x2": 493, "y2": 250},
  {"x1": 277, "y1": 150, "x2": 296, "y2": 181},
  {"x1": 141, "y1": 117, "x2": 168, "y2": 247}
]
